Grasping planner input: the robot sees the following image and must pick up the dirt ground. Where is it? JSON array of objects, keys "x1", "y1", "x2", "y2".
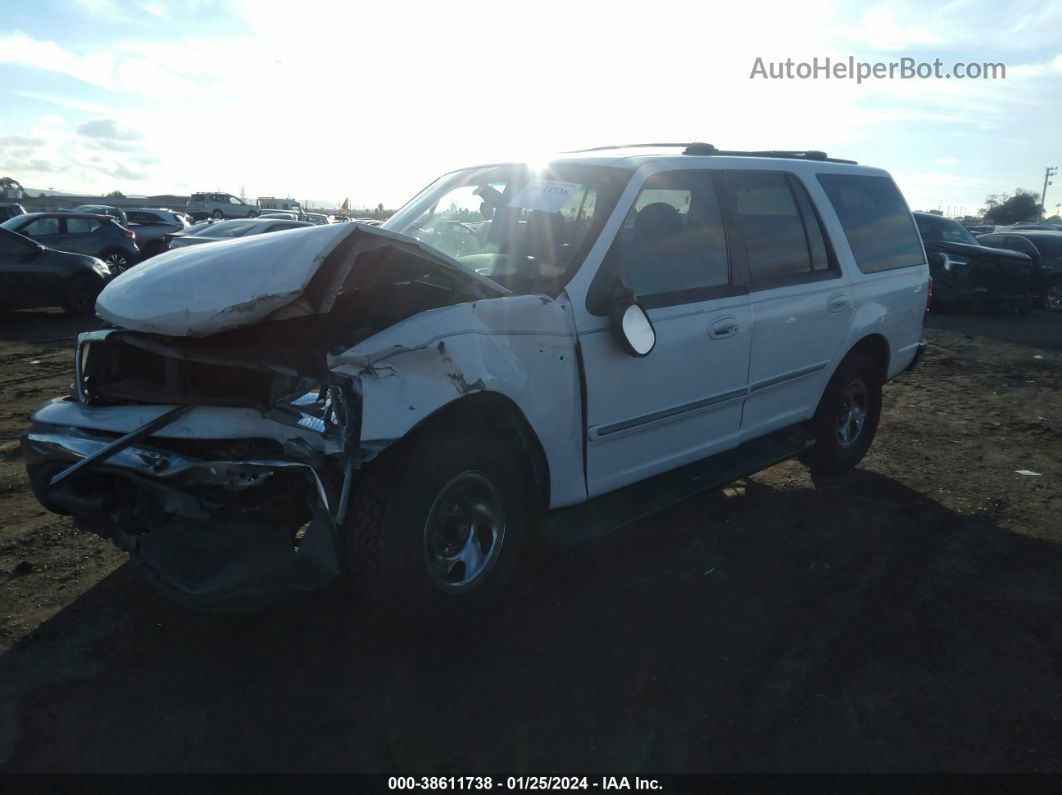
[{"x1": 1, "y1": 307, "x2": 1061, "y2": 773}]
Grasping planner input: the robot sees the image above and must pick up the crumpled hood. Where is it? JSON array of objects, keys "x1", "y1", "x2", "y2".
[{"x1": 96, "y1": 223, "x2": 505, "y2": 337}]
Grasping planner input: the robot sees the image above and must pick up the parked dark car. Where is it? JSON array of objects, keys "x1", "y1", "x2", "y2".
[
  {"x1": 913, "y1": 212, "x2": 1034, "y2": 313},
  {"x1": 0, "y1": 203, "x2": 26, "y2": 222},
  {"x1": 977, "y1": 230, "x2": 1062, "y2": 311},
  {"x1": 125, "y1": 208, "x2": 191, "y2": 258},
  {"x1": 0, "y1": 227, "x2": 112, "y2": 315},
  {"x1": 0, "y1": 212, "x2": 140, "y2": 272},
  {"x1": 67, "y1": 204, "x2": 130, "y2": 228}
]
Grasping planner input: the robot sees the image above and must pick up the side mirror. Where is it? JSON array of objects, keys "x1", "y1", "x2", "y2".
[{"x1": 610, "y1": 283, "x2": 656, "y2": 357}]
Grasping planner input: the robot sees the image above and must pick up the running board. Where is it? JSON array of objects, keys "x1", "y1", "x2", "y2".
[{"x1": 542, "y1": 425, "x2": 815, "y2": 545}]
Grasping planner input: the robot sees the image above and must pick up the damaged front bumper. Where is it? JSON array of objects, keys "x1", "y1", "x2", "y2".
[{"x1": 23, "y1": 413, "x2": 345, "y2": 611}]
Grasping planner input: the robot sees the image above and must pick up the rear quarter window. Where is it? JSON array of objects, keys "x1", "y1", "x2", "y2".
[{"x1": 817, "y1": 174, "x2": 924, "y2": 273}]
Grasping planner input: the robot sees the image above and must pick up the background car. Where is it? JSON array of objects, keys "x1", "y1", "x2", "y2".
[
  {"x1": 257, "y1": 210, "x2": 300, "y2": 220},
  {"x1": 0, "y1": 212, "x2": 140, "y2": 273},
  {"x1": 124, "y1": 208, "x2": 191, "y2": 258},
  {"x1": 977, "y1": 230, "x2": 1062, "y2": 310},
  {"x1": 66, "y1": 204, "x2": 129, "y2": 227},
  {"x1": 166, "y1": 218, "x2": 312, "y2": 249},
  {"x1": 913, "y1": 211, "x2": 1034, "y2": 313},
  {"x1": 0, "y1": 227, "x2": 112, "y2": 315},
  {"x1": 303, "y1": 212, "x2": 334, "y2": 225},
  {"x1": 0, "y1": 203, "x2": 26, "y2": 222},
  {"x1": 186, "y1": 192, "x2": 259, "y2": 220}
]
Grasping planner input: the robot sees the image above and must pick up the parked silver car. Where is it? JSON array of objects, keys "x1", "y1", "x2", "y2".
[
  {"x1": 167, "y1": 218, "x2": 311, "y2": 249},
  {"x1": 186, "y1": 192, "x2": 259, "y2": 221}
]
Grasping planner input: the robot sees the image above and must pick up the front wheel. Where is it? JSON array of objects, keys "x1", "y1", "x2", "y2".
[
  {"x1": 62, "y1": 274, "x2": 101, "y2": 316},
  {"x1": 345, "y1": 427, "x2": 528, "y2": 625},
  {"x1": 806, "y1": 354, "x2": 882, "y2": 475},
  {"x1": 247, "y1": 209, "x2": 258, "y2": 218},
  {"x1": 1044, "y1": 279, "x2": 1062, "y2": 311}
]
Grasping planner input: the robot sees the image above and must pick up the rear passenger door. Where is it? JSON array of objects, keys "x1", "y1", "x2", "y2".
[
  {"x1": 580, "y1": 170, "x2": 753, "y2": 497},
  {"x1": 16, "y1": 216, "x2": 63, "y2": 249},
  {"x1": 61, "y1": 216, "x2": 104, "y2": 255},
  {"x1": 720, "y1": 171, "x2": 849, "y2": 440}
]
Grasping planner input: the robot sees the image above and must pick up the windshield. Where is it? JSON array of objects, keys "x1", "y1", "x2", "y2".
[
  {"x1": 383, "y1": 163, "x2": 629, "y2": 293},
  {"x1": 915, "y1": 214, "x2": 979, "y2": 246}
]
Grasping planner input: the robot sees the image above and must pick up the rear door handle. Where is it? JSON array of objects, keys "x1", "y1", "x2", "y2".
[
  {"x1": 827, "y1": 293, "x2": 850, "y2": 313},
  {"x1": 709, "y1": 317, "x2": 739, "y2": 339}
]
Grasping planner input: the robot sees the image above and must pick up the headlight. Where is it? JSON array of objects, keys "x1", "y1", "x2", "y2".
[
  {"x1": 92, "y1": 259, "x2": 112, "y2": 277},
  {"x1": 942, "y1": 254, "x2": 969, "y2": 271}
]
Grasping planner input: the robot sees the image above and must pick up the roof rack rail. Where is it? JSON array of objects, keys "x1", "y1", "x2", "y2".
[{"x1": 565, "y1": 142, "x2": 857, "y2": 164}]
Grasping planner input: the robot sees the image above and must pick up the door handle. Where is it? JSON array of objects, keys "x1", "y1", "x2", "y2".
[
  {"x1": 827, "y1": 293, "x2": 850, "y2": 313},
  {"x1": 709, "y1": 317, "x2": 739, "y2": 339}
]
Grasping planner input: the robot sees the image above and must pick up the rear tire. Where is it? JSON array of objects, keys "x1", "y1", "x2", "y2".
[
  {"x1": 98, "y1": 248, "x2": 132, "y2": 273},
  {"x1": 806, "y1": 354, "x2": 882, "y2": 475},
  {"x1": 345, "y1": 426, "x2": 528, "y2": 627},
  {"x1": 62, "y1": 274, "x2": 100, "y2": 316},
  {"x1": 210, "y1": 209, "x2": 224, "y2": 219}
]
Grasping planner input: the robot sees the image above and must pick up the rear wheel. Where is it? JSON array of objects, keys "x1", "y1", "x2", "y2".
[
  {"x1": 345, "y1": 426, "x2": 528, "y2": 626},
  {"x1": 210, "y1": 208, "x2": 224, "y2": 219},
  {"x1": 98, "y1": 248, "x2": 131, "y2": 273},
  {"x1": 806, "y1": 354, "x2": 882, "y2": 475},
  {"x1": 62, "y1": 274, "x2": 100, "y2": 316}
]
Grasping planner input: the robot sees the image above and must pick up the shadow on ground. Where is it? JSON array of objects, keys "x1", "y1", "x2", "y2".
[{"x1": 2, "y1": 469, "x2": 1061, "y2": 773}]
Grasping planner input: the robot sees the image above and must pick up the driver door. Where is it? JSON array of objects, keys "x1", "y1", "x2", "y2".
[{"x1": 577, "y1": 170, "x2": 752, "y2": 497}]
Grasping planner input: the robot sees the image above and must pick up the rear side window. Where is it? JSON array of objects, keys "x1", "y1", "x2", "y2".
[
  {"x1": 728, "y1": 171, "x2": 832, "y2": 282},
  {"x1": 817, "y1": 174, "x2": 924, "y2": 273},
  {"x1": 65, "y1": 217, "x2": 102, "y2": 234}
]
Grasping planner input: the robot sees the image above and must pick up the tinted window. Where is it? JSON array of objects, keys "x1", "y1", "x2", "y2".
[
  {"x1": 730, "y1": 172, "x2": 813, "y2": 280},
  {"x1": 127, "y1": 211, "x2": 160, "y2": 224},
  {"x1": 818, "y1": 174, "x2": 924, "y2": 273},
  {"x1": 65, "y1": 217, "x2": 102, "y2": 235},
  {"x1": 914, "y1": 214, "x2": 978, "y2": 245},
  {"x1": 614, "y1": 171, "x2": 729, "y2": 300},
  {"x1": 20, "y1": 217, "x2": 60, "y2": 236},
  {"x1": 0, "y1": 228, "x2": 35, "y2": 256}
]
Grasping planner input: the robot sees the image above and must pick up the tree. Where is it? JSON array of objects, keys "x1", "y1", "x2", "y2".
[
  {"x1": 982, "y1": 189, "x2": 1040, "y2": 225},
  {"x1": 105, "y1": 190, "x2": 125, "y2": 199}
]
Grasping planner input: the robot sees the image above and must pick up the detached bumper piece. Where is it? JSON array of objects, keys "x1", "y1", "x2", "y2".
[{"x1": 22, "y1": 422, "x2": 341, "y2": 611}]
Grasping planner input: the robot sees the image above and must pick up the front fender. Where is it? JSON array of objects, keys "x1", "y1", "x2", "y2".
[{"x1": 329, "y1": 294, "x2": 587, "y2": 508}]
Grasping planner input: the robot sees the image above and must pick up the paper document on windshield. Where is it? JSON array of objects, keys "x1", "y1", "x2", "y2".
[{"x1": 507, "y1": 180, "x2": 583, "y2": 213}]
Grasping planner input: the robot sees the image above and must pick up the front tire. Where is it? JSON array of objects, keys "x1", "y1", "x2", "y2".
[
  {"x1": 806, "y1": 354, "x2": 882, "y2": 475},
  {"x1": 62, "y1": 274, "x2": 100, "y2": 316},
  {"x1": 1044, "y1": 279, "x2": 1062, "y2": 311},
  {"x1": 345, "y1": 426, "x2": 528, "y2": 625}
]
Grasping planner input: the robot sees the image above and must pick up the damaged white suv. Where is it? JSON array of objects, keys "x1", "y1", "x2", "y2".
[{"x1": 23, "y1": 144, "x2": 929, "y2": 616}]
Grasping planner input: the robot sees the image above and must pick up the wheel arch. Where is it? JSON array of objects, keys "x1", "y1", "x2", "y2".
[{"x1": 384, "y1": 390, "x2": 551, "y2": 515}]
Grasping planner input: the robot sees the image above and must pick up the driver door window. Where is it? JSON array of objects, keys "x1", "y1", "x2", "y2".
[{"x1": 612, "y1": 171, "x2": 730, "y2": 307}]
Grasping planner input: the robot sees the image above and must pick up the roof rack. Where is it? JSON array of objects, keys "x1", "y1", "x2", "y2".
[{"x1": 565, "y1": 142, "x2": 857, "y2": 164}]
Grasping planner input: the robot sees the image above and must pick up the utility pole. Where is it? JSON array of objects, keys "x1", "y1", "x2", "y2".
[{"x1": 1042, "y1": 166, "x2": 1058, "y2": 219}]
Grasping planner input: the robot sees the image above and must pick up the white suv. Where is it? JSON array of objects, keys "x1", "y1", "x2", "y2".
[
  {"x1": 186, "y1": 192, "x2": 258, "y2": 220},
  {"x1": 24, "y1": 144, "x2": 929, "y2": 617}
]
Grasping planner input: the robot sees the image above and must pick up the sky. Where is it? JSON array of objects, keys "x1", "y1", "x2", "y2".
[{"x1": 0, "y1": 0, "x2": 1060, "y2": 214}]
